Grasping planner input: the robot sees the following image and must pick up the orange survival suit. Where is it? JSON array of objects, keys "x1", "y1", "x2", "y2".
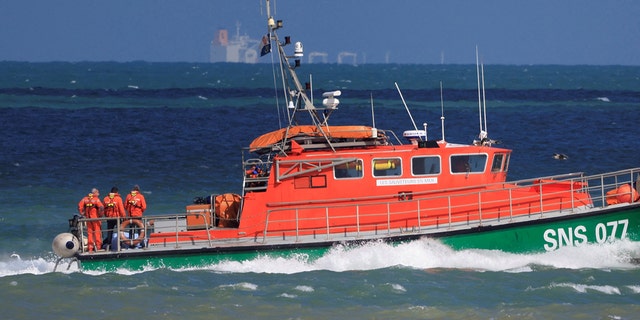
[
  {"x1": 124, "y1": 190, "x2": 146, "y2": 218},
  {"x1": 77, "y1": 193, "x2": 104, "y2": 252},
  {"x1": 103, "y1": 192, "x2": 125, "y2": 245}
]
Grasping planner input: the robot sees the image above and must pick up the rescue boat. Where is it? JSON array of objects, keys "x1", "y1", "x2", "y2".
[{"x1": 52, "y1": 1, "x2": 640, "y2": 271}]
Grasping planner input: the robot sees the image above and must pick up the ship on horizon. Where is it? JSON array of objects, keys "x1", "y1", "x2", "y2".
[
  {"x1": 210, "y1": 22, "x2": 261, "y2": 63},
  {"x1": 209, "y1": 22, "x2": 358, "y2": 65}
]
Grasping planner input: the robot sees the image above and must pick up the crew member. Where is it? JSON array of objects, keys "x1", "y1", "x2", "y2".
[
  {"x1": 246, "y1": 165, "x2": 262, "y2": 178},
  {"x1": 124, "y1": 185, "x2": 147, "y2": 218},
  {"x1": 103, "y1": 186, "x2": 125, "y2": 246},
  {"x1": 77, "y1": 188, "x2": 104, "y2": 252}
]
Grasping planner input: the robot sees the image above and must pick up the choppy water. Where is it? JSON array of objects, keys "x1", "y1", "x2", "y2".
[{"x1": 1, "y1": 61, "x2": 640, "y2": 319}]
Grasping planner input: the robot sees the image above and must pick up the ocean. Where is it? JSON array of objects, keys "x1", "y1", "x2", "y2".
[{"x1": 1, "y1": 61, "x2": 640, "y2": 319}]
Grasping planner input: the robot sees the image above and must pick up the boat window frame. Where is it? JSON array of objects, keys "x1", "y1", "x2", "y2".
[
  {"x1": 372, "y1": 157, "x2": 402, "y2": 178},
  {"x1": 491, "y1": 153, "x2": 505, "y2": 172},
  {"x1": 333, "y1": 159, "x2": 364, "y2": 180},
  {"x1": 410, "y1": 155, "x2": 441, "y2": 176},
  {"x1": 450, "y1": 153, "x2": 488, "y2": 174},
  {"x1": 504, "y1": 153, "x2": 511, "y2": 172}
]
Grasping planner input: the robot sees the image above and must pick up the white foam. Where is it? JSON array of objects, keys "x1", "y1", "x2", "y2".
[
  {"x1": 0, "y1": 255, "x2": 68, "y2": 276},
  {"x1": 626, "y1": 285, "x2": 640, "y2": 293},
  {"x1": 3, "y1": 238, "x2": 639, "y2": 277},
  {"x1": 550, "y1": 282, "x2": 621, "y2": 295},
  {"x1": 219, "y1": 282, "x2": 258, "y2": 291},
  {"x1": 294, "y1": 285, "x2": 314, "y2": 292},
  {"x1": 203, "y1": 238, "x2": 640, "y2": 274},
  {"x1": 388, "y1": 283, "x2": 407, "y2": 292}
]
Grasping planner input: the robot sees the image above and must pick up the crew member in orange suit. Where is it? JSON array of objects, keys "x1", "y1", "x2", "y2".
[
  {"x1": 103, "y1": 186, "x2": 125, "y2": 246},
  {"x1": 78, "y1": 188, "x2": 104, "y2": 252},
  {"x1": 124, "y1": 185, "x2": 147, "y2": 218}
]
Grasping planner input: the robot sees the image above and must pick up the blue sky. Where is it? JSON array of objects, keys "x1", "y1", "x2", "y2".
[{"x1": 1, "y1": 0, "x2": 639, "y2": 65}]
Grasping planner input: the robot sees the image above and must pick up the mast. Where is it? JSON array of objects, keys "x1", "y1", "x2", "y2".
[
  {"x1": 440, "y1": 81, "x2": 446, "y2": 142},
  {"x1": 476, "y1": 46, "x2": 483, "y2": 136},
  {"x1": 473, "y1": 47, "x2": 494, "y2": 146},
  {"x1": 481, "y1": 61, "x2": 488, "y2": 138},
  {"x1": 370, "y1": 92, "x2": 376, "y2": 128},
  {"x1": 264, "y1": 0, "x2": 339, "y2": 151}
]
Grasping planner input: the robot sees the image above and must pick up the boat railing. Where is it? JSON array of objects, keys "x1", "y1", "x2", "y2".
[
  {"x1": 582, "y1": 167, "x2": 640, "y2": 207},
  {"x1": 73, "y1": 211, "x2": 214, "y2": 253},
  {"x1": 506, "y1": 172, "x2": 585, "y2": 187},
  {"x1": 260, "y1": 167, "x2": 640, "y2": 243},
  {"x1": 243, "y1": 158, "x2": 272, "y2": 192},
  {"x1": 383, "y1": 129, "x2": 403, "y2": 145},
  {"x1": 144, "y1": 212, "x2": 214, "y2": 247}
]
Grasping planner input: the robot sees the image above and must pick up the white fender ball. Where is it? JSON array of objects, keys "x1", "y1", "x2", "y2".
[{"x1": 52, "y1": 233, "x2": 80, "y2": 258}]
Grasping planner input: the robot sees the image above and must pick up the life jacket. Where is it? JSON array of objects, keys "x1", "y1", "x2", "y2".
[
  {"x1": 125, "y1": 191, "x2": 146, "y2": 217},
  {"x1": 103, "y1": 193, "x2": 124, "y2": 218},
  {"x1": 80, "y1": 194, "x2": 103, "y2": 218},
  {"x1": 83, "y1": 194, "x2": 95, "y2": 208}
]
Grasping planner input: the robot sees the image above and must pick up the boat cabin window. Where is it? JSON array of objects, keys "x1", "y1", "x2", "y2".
[
  {"x1": 411, "y1": 156, "x2": 441, "y2": 175},
  {"x1": 504, "y1": 154, "x2": 510, "y2": 172},
  {"x1": 372, "y1": 158, "x2": 402, "y2": 177},
  {"x1": 491, "y1": 153, "x2": 505, "y2": 172},
  {"x1": 334, "y1": 159, "x2": 364, "y2": 179},
  {"x1": 294, "y1": 175, "x2": 327, "y2": 189},
  {"x1": 450, "y1": 154, "x2": 487, "y2": 174}
]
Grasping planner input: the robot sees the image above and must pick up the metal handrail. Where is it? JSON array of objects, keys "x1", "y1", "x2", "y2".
[
  {"x1": 75, "y1": 211, "x2": 213, "y2": 253},
  {"x1": 261, "y1": 167, "x2": 640, "y2": 243}
]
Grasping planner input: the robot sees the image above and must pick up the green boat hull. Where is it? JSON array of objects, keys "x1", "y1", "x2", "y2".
[
  {"x1": 440, "y1": 206, "x2": 640, "y2": 252},
  {"x1": 74, "y1": 205, "x2": 640, "y2": 272},
  {"x1": 77, "y1": 246, "x2": 332, "y2": 272}
]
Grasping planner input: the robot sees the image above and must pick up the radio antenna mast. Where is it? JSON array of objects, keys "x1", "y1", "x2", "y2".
[
  {"x1": 476, "y1": 46, "x2": 484, "y2": 136},
  {"x1": 440, "y1": 81, "x2": 446, "y2": 141},
  {"x1": 370, "y1": 92, "x2": 376, "y2": 128}
]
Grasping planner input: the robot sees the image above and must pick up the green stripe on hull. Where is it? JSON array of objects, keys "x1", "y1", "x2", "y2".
[
  {"x1": 440, "y1": 207, "x2": 640, "y2": 253},
  {"x1": 79, "y1": 247, "x2": 331, "y2": 272}
]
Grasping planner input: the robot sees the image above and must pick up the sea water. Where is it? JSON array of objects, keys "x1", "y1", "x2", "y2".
[{"x1": 1, "y1": 62, "x2": 640, "y2": 319}]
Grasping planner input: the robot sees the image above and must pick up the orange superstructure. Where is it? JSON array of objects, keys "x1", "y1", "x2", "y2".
[{"x1": 146, "y1": 131, "x2": 594, "y2": 247}]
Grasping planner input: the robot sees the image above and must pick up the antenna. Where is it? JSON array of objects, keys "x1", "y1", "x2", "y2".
[
  {"x1": 309, "y1": 74, "x2": 313, "y2": 104},
  {"x1": 266, "y1": 0, "x2": 273, "y2": 29},
  {"x1": 423, "y1": 122, "x2": 428, "y2": 141},
  {"x1": 395, "y1": 82, "x2": 419, "y2": 133},
  {"x1": 475, "y1": 46, "x2": 483, "y2": 136},
  {"x1": 474, "y1": 47, "x2": 494, "y2": 146},
  {"x1": 440, "y1": 81, "x2": 446, "y2": 141},
  {"x1": 370, "y1": 92, "x2": 376, "y2": 128},
  {"x1": 481, "y1": 61, "x2": 488, "y2": 137}
]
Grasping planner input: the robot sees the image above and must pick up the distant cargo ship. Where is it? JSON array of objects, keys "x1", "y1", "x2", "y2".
[
  {"x1": 209, "y1": 22, "x2": 358, "y2": 65},
  {"x1": 210, "y1": 23, "x2": 261, "y2": 63}
]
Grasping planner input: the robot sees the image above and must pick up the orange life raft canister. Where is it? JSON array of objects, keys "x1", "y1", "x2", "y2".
[
  {"x1": 606, "y1": 184, "x2": 640, "y2": 205},
  {"x1": 214, "y1": 193, "x2": 241, "y2": 228}
]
